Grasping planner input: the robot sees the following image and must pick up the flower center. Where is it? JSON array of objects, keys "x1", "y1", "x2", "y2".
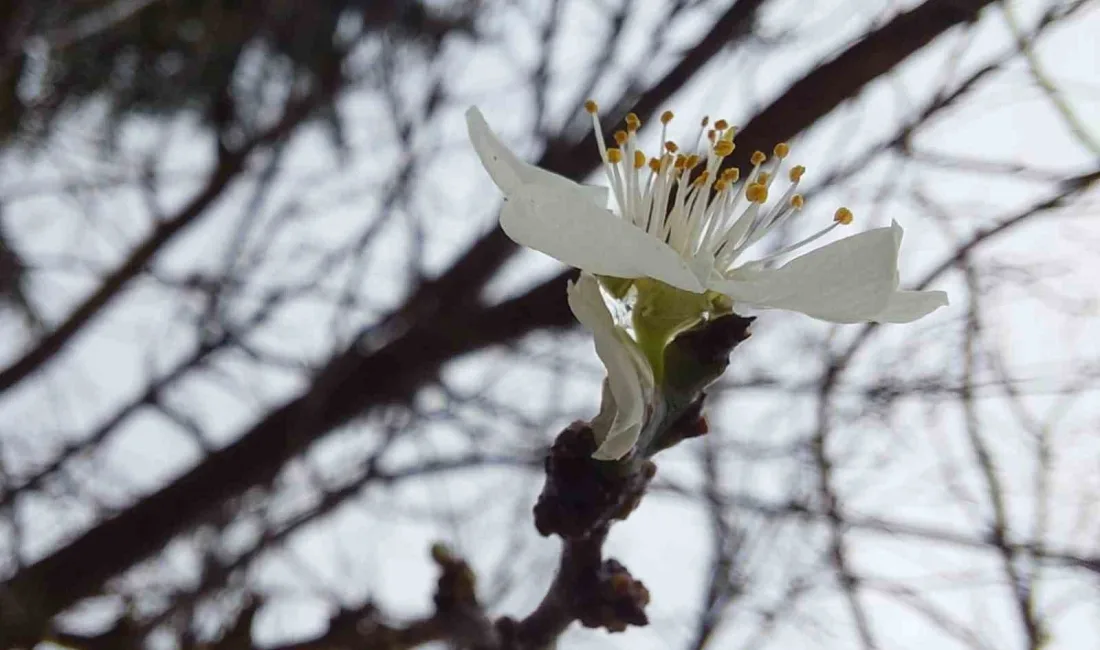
[{"x1": 583, "y1": 100, "x2": 853, "y2": 275}]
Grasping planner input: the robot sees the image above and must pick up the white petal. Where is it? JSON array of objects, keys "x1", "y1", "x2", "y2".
[
  {"x1": 466, "y1": 107, "x2": 607, "y2": 205},
  {"x1": 709, "y1": 223, "x2": 903, "y2": 323},
  {"x1": 592, "y1": 422, "x2": 645, "y2": 461},
  {"x1": 568, "y1": 274, "x2": 653, "y2": 460},
  {"x1": 591, "y1": 329, "x2": 653, "y2": 460},
  {"x1": 873, "y1": 290, "x2": 949, "y2": 323},
  {"x1": 567, "y1": 272, "x2": 616, "y2": 330},
  {"x1": 505, "y1": 182, "x2": 706, "y2": 292}
]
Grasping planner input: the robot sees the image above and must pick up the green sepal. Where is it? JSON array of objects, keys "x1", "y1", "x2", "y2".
[
  {"x1": 631, "y1": 278, "x2": 714, "y2": 381},
  {"x1": 635, "y1": 313, "x2": 756, "y2": 457},
  {"x1": 662, "y1": 312, "x2": 755, "y2": 398}
]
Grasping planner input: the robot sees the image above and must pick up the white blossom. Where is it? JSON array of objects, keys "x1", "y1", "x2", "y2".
[{"x1": 467, "y1": 105, "x2": 948, "y2": 324}]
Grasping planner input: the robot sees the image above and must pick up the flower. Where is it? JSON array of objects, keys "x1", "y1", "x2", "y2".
[
  {"x1": 567, "y1": 272, "x2": 654, "y2": 460},
  {"x1": 466, "y1": 105, "x2": 948, "y2": 324}
]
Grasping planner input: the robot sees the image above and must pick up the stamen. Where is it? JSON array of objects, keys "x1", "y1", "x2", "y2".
[
  {"x1": 682, "y1": 167, "x2": 716, "y2": 253},
  {"x1": 740, "y1": 155, "x2": 806, "y2": 250},
  {"x1": 588, "y1": 101, "x2": 610, "y2": 165},
  {"x1": 759, "y1": 148, "x2": 784, "y2": 198},
  {"x1": 604, "y1": 143, "x2": 628, "y2": 225},
  {"x1": 665, "y1": 151, "x2": 695, "y2": 243},
  {"x1": 745, "y1": 183, "x2": 768, "y2": 203},
  {"x1": 703, "y1": 166, "x2": 751, "y2": 253},
  {"x1": 751, "y1": 216, "x2": 844, "y2": 265},
  {"x1": 647, "y1": 154, "x2": 674, "y2": 236},
  {"x1": 692, "y1": 117, "x2": 710, "y2": 154},
  {"x1": 587, "y1": 99, "x2": 626, "y2": 219},
  {"x1": 621, "y1": 126, "x2": 641, "y2": 227},
  {"x1": 583, "y1": 101, "x2": 845, "y2": 282},
  {"x1": 658, "y1": 112, "x2": 672, "y2": 166},
  {"x1": 612, "y1": 167, "x2": 631, "y2": 226},
  {"x1": 714, "y1": 200, "x2": 762, "y2": 264}
]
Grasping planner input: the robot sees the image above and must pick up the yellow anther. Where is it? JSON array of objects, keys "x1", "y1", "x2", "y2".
[
  {"x1": 607, "y1": 148, "x2": 623, "y2": 164},
  {"x1": 674, "y1": 155, "x2": 686, "y2": 170},
  {"x1": 714, "y1": 119, "x2": 729, "y2": 131},
  {"x1": 713, "y1": 140, "x2": 734, "y2": 157},
  {"x1": 584, "y1": 99, "x2": 599, "y2": 114},
  {"x1": 625, "y1": 112, "x2": 641, "y2": 131},
  {"x1": 756, "y1": 172, "x2": 770, "y2": 185},
  {"x1": 633, "y1": 150, "x2": 646, "y2": 169},
  {"x1": 745, "y1": 183, "x2": 769, "y2": 203},
  {"x1": 773, "y1": 142, "x2": 790, "y2": 159},
  {"x1": 614, "y1": 130, "x2": 628, "y2": 145},
  {"x1": 721, "y1": 127, "x2": 737, "y2": 141},
  {"x1": 664, "y1": 141, "x2": 679, "y2": 153},
  {"x1": 834, "y1": 207, "x2": 854, "y2": 225},
  {"x1": 721, "y1": 168, "x2": 741, "y2": 183},
  {"x1": 648, "y1": 157, "x2": 662, "y2": 172},
  {"x1": 750, "y1": 151, "x2": 767, "y2": 166},
  {"x1": 660, "y1": 110, "x2": 674, "y2": 124},
  {"x1": 789, "y1": 165, "x2": 806, "y2": 182},
  {"x1": 691, "y1": 171, "x2": 711, "y2": 187},
  {"x1": 714, "y1": 179, "x2": 729, "y2": 192},
  {"x1": 685, "y1": 154, "x2": 701, "y2": 169},
  {"x1": 791, "y1": 194, "x2": 805, "y2": 209},
  {"x1": 707, "y1": 129, "x2": 716, "y2": 142}
]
